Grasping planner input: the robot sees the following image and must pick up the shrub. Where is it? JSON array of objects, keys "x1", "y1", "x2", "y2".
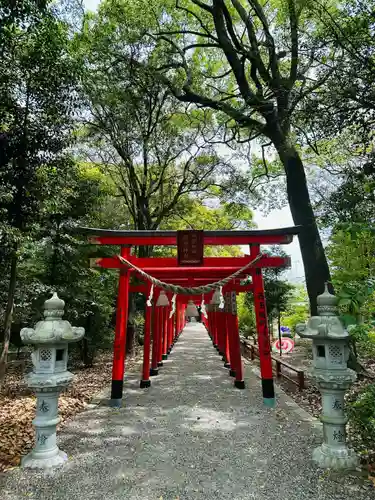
[
  {"x1": 348, "y1": 323, "x2": 375, "y2": 358},
  {"x1": 237, "y1": 293, "x2": 256, "y2": 339},
  {"x1": 133, "y1": 310, "x2": 145, "y2": 346},
  {"x1": 347, "y1": 383, "x2": 375, "y2": 461}
]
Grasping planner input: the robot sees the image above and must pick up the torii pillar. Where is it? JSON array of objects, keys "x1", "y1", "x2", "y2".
[
  {"x1": 251, "y1": 244, "x2": 275, "y2": 406},
  {"x1": 110, "y1": 246, "x2": 130, "y2": 406}
]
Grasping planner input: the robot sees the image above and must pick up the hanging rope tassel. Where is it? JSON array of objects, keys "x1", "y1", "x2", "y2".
[
  {"x1": 169, "y1": 293, "x2": 177, "y2": 318},
  {"x1": 146, "y1": 283, "x2": 154, "y2": 307},
  {"x1": 219, "y1": 286, "x2": 225, "y2": 309},
  {"x1": 201, "y1": 294, "x2": 207, "y2": 318}
]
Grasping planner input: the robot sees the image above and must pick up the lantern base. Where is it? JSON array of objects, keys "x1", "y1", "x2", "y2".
[
  {"x1": 229, "y1": 369, "x2": 236, "y2": 377},
  {"x1": 140, "y1": 380, "x2": 151, "y2": 388},
  {"x1": 234, "y1": 380, "x2": 245, "y2": 389},
  {"x1": 312, "y1": 443, "x2": 358, "y2": 470},
  {"x1": 21, "y1": 449, "x2": 68, "y2": 469},
  {"x1": 150, "y1": 368, "x2": 159, "y2": 376}
]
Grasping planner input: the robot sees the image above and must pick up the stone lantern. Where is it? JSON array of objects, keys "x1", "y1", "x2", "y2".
[
  {"x1": 185, "y1": 300, "x2": 199, "y2": 320},
  {"x1": 20, "y1": 292, "x2": 85, "y2": 469},
  {"x1": 296, "y1": 285, "x2": 358, "y2": 469}
]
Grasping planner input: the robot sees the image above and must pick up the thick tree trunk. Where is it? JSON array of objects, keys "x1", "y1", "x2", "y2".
[
  {"x1": 0, "y1": 250, "x2": 18, "y2": 383},
  {"x1": 273, "y1": 138, "x2": 331, "y2": 315}
]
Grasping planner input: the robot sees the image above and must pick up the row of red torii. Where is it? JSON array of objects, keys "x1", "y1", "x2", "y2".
[{"x1": 84, "y1": 226, "x2": 300, "y2": 408}]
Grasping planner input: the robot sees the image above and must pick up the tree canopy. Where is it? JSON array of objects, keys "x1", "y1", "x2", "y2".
[
  {"x1": 91, "y1": 0, "x2": 344, "y2": 313},
  {"x1": 1, "y1": 0, "x2": 374, "y2": 374}
]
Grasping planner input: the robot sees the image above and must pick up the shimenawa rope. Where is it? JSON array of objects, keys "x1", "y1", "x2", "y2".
[{"x1": 116, "y1": 252, "x2": 264, "y2": 295}]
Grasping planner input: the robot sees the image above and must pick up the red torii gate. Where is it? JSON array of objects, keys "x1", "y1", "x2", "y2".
[
  {"x1": 83, "y1": 226, "x2": 300, "y2": 408},
  {"x1": 132, "y1": 281, "x2": 253, "y2": 390}
]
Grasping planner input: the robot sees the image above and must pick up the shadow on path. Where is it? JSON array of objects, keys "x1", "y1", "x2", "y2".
[{"x1": 0, "y1": 324, "x2": 370, "y2": 500}]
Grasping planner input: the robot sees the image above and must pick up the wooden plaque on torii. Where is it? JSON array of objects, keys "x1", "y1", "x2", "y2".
[{"x1": 177, "y1": 230, "x2": 204, "y2": 266}]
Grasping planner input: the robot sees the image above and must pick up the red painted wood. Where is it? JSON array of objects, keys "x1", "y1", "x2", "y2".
[
  {"x1": 232, "y1": 313, "x2": 244, "y2": 384},
  {"x1": 177, "y1": 230, "x2": 204, "y2": 266},
  {"x1": 251, "y1": 245, "x2": 274, "y2": 382},
  {"x1": 227, "y1": 310, "x2": 236, "y2": 374},
  {"x1": 209, "y1": 312, "x2": 213, "y2": 341},
  {"x1": 157, "y1": 305, "x2": 165, "y2": 364},
  {"x1": 168, "y1": 312, "x2": 173, "y2": 350},
  {"x1": 174, "y1": 302, "x2": 179, "y2": 340},
  {"x1": 88, "y1": 234, "x2": 292, "y2": 246},
  {"x1": 141, "y1": 283, "x2": 152, "y2": 383},
  {"x1": 224, "y1": 312, "x2": 230, "y2": 366},
  {"x1": 129, "y1": 284, "x2": 254, "y2": 294},
  {"x1": 213, "y1": 309, "x2": 218, "y2": 348},
  {"x1": 163, "y1": 306, "x2": 168, "y2": 357},
  {"x1": 151, "y1": 291, "x2": 160, "y2": 372},
  {"x1": 219, "y1": 311, "x2": 225, "y2": 354},
  {"x1": 111, "y1": 247, "x2": 130, "y2": 398},
  {"x1": 91, "y1": 256, "x2": 290, "y2": 270}
]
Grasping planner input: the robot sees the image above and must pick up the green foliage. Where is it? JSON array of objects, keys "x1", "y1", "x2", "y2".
[
  {"x1": 305, "y1": 0, "x2": 375, "y2": 142},
  {"x1": 6, "y1": 162, "x2": 118, "y2": 364},
  {"x1": 347, "y1": 383, "x2": 375, "y2": 460},
  {"x1": 160, "y1": 197, "x2": 254, "y2": 256},
  {"x1": 0, "y1": 2, "x2": 83, "y2": 375},
  {"x1": 348, "y1": 323, "x2": 375, "y2": 359},
  {"x1": 1, "y1": 0, "x2": 374, "y2": 382},
  {"x1": 327, "y1": 227, "x2": 375, "y2": 287},
  {"x1": 0, "y1": 5, "x2": 79, "y2": 238},
  {"x1": 316, "y1": 160, "x2": 375, "y2": 229},
  {"x1": 132, "y1": 309, "x2": 146, "y2": 346},
  {"x1": 120, "y1": 0, "x2": 333, "y2": 313},
  {"x1": 265, "y1": 279, "x2": 294, "y2": 320},
  {"x1": 162, "y1": 197, "x2": 254, "y2": 231},
  {"x1": 262, "y1": 246, "x2": 293, "y2": 320},
  {"x1": 327, "y1": 226, "x2": 375, "y2": 323},
  {"x1": 280, "y1": 285, "x2": 310, "y2": 335},
  {"x1": 232, "y1": 245, "x2": 293, "y2": 339},
  {"x1": 74, "y1": 7, "x2": 234, "y2": 232},
  {"x1": 237, "y1": 293, "x2": 256, "y2": 339}
]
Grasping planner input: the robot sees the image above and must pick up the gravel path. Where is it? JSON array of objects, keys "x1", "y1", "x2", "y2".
[{"x1": 0, "y1": 324, "x2": 371, "y2": 500}]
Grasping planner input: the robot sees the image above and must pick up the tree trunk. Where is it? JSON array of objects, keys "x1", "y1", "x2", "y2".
[
  {"x1": 273, "y1": 138, "x2": 332, "y2": 315},
  {"x1": 79, "y1": 338, "x2": 95, "y2": 367},
  {"x1": 0, "y1": 250, "x2": 18, "y2": 383},
  {"x1": 268, "y1": 319, "x2": 273, "y2": 338},
  {"x1": 126, "y1": 321, "x2": 136, "y2": 356}
]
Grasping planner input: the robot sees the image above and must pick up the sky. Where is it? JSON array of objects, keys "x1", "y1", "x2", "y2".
[
  {"x1": 81, "y1": 0, "x2": 305, "y2": 284},
  {"x1": 251, "y1": 208, "x2": 304, "y2": 284}
]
